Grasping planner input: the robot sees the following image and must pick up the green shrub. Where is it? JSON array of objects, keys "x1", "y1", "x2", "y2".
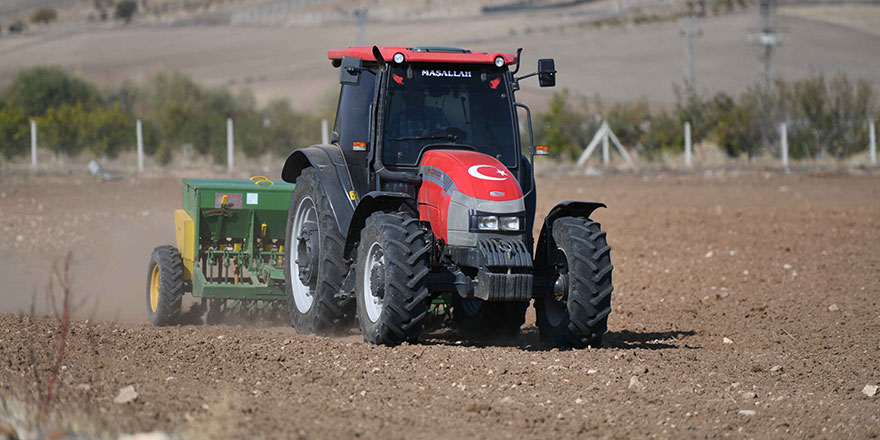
[
  {"x1": 154, "y1": 141, "x2": 174, "y2": 166},
  {"x1": 779, "y1": 73, "x2": 875, "y2": 159},
  {"x1": 604, "y1": 100, "x2": 652, "y2": 149},
  {"x1": 84, "y1": 103, "x2": 132, "y2": 158},
  {"x1": 93, "y1": 0, "x2": 113, "y2": 21},
  {"x1": 0, "y1": 102, "x2": 28, "y2": 159},
  {"x1": 639, "y1": 112, "x2": 683, "y2": 160},
  {"x1": 36, "y1": 102, "x2": 89, "y2": 157},
  {"x1": 675, "y1": 86, "x2": 735, "y2": 145},
  {"x1": 535, "y1": 89, "x2": 596, "y2": 160},
  {"x1": 713, "y1": 103, "x2": 753, "y2": 157},
  {"x1": 115, "y1": 0, "x2": 137, "y2": 23},
  {"x1": 1, "y1": 67, "x2": 102, "y2": 118},
  {"x1": 8, "y1": 21, "x2": 25, "y2": 33}
]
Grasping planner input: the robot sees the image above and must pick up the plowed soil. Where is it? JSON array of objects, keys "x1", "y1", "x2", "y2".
[{"x1": 1, "y1": 170, "x2": 879, "y2": 439}]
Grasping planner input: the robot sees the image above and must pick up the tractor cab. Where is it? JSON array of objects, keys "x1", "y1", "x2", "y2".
[{"x1": 325, "y1": 46, "x2": 553, "y2": 198}]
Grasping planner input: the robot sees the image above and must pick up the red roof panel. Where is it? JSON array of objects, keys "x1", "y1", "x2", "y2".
[{"x1": 327, "y1": 46, "x2": 517, "y2": 66}]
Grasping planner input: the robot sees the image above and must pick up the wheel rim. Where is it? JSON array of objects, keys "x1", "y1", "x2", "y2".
[
  {"x1": 545, "y1": 246, "x2": 569, "y2": 327},
  {"x1": 149, "y1": 264, "x2": 160, "y2": 312},
  {"x1": 362, "y1": 241, "x2": 385, "y2": 323},
  {"x1": 290, "y1": 196, "x2": 317, "y2": 314}
]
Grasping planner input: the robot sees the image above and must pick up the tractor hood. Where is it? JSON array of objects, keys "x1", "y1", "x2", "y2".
[
  {"x1": 419, "y1": 149, "x2": 523, "y2": 202},
  {"x1": 418, "y1": 149, "x2": 526, "y2": 247}
]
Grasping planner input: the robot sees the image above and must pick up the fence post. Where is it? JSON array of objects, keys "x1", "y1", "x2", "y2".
[
  {"x1": 684, "y1": 121, "x2": 692, "y2": 168},
  {"x1": 136, "y1": 119, "x2": 144, "y2": 173},
  {"x1": 601, "y1": 130, "x2": 609, "y2": 165},
  {"x1": 779, "y1": 122, "x2": 788, "y2": 169},
  {"x1": 227, "y1": 118, "x2": 234, "y2": 173},
  {"x1": 321, "y1": 118, "x2": 329, "y2": 145},
  {"x1": 30, "y1": 120, "x2": 37, "y2": 170},
  {"x1": 870, "y1": 120, "x2": 877, "y2": 166}
]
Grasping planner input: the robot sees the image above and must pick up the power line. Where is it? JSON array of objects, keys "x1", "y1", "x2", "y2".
[
  {"x1": 354, "y1": 9, "x2": 367, "y2": 46},
  {"x1": 749, "y1": 0, "x2": 781, "y2": 160},
  {"x1": 679, "y1": 2, "x2": 703, "y2": 99}
]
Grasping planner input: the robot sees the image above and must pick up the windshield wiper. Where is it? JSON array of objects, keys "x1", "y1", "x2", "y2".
[{"x1": 390, "y1": 134, "x2": 458, "y2": 142}]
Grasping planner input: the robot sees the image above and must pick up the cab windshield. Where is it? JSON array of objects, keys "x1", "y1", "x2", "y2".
[{"x1": 382, "y1": 64, "x2": 517, "y2": 168}]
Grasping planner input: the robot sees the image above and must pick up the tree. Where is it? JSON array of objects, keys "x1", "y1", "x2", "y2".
[
  {"x1": 93, "y1": 0, "x2": 114, "y2": 21},
  {"x1": 713, "y1": 104, "x2": 753, "y2": 157},
  {"x1": 115, "y1": 0, "x2": 137, "y2": 23},
  {"x1": 535, "y1": 89, "x2": 595, "y2": 160},
  {"x1": 604, "y1": 100, "x2": 652, "y2": 150},
  {"x1": 0, "y1": 102, "x2": 28, "y2": 159},
  {"x1": 30, "y1": 8, "x2": 58, "y2": 24},
  {"x1": 36, "y1": 103, "x2": 89, "y2": 157},
  {"x1": 1, "y1": 67, "x2": 101, "y2": 119},
  {"x1": 85, "y1": 103, "x2": 132, "y2": 158},
  {"x1": 8, "y1": 21, "x2": 25, "y2": 33}
]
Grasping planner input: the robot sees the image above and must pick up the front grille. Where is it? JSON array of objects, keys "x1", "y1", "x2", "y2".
[{"x1": 477, "y1": 238, "x2": 532, "y2": 268}]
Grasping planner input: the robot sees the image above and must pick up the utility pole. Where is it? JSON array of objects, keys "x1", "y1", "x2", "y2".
[
  {"x1": 679, "y1": 1, "x2": 703, "y2": 99},
  {"x1": 354, "y1": 9, "x2": 367, "y2": 45},
  {"x1": 751, "y1": 0, "x2": 780, "y2": 161}
]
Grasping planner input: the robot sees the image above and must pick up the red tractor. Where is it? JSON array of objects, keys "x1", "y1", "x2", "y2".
[{"x1": 282, "y1": 46, "x2": 612, "y2": 348}]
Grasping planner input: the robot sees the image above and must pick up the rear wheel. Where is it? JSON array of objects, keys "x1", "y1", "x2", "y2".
[
  {"x1": 356, "y1": 212, "x2": 429, "y2": 345},
  {"x1": 284, "y1": 167, "x2": 353, "y2": 334},
  {"x1": 535, "y1": 217, "x2": 613, "y2": 348},
  {"x1": 146, "y1": 245, "x2": 185, "y2": 326}
]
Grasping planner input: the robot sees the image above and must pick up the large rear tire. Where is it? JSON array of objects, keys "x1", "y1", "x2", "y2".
[
  {"x1": 355, "y1": 212, "x2": 429, "y2": 345},
  {"x1": 284, "y1": 167, "x2": 354, "y2": 334},
  {"x1": 147, "y1": 245, "x2": 185, "y2": 326},
  {"x1": 535, "y1": 217, "x2": 613, "y2": 348}
]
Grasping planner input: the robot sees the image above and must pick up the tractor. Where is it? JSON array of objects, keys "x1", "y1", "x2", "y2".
[{"x1": 282, "y1": 46, "x2": 613, "y2": 348}]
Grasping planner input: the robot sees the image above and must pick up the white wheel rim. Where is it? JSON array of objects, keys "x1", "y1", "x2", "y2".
[
  {"x1": 545, "y1": 246, "x2": 568, "y2": 327},
  {"x1": 290, "y1": 196, "x2": 317, "y2": 314},
  {"x1": 362, "y1": 241, "x2": 384, "y2": 323}
]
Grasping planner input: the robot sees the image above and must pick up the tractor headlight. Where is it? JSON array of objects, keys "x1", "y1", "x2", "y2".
[
  {"x1": 499, "y1": 216, "x2": 520, "y2": 231},
  {"x1": 474, "y1": 215, "x2": 521, "y2": 231},
  {"x1": 494, "y1": 56, "x2": 505, "y2": 67},
  {"x1": 476, "y1": 215, "x2": 498, "y2": 231}
]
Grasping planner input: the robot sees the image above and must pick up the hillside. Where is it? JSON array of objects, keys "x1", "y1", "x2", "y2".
[{"x1": 0, "y1": 1, "x2": 878, "y2": 110}]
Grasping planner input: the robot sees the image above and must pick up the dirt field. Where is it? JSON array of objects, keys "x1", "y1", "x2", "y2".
[{"x1": 1, "y1": 169, "x2": 879, "y2": 438}]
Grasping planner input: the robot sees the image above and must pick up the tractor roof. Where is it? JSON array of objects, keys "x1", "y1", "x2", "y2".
[{"x1": 327, "y1": 46, "x2": 517, "y2": 66}]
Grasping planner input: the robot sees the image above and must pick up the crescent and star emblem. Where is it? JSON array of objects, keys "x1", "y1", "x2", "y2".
[{"x1": 467, "y1": 165, "x2": 508, "y2": 181}]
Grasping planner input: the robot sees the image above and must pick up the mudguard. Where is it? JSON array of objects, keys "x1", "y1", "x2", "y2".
[
  {"x1": 533, "y1": 201, "x2": 606, "y2": 279},
  {"x1": 281, "y1": 145, "x2": 357, "y2": 234},
  {"x1": 520, "y1": 154, "x2": 537, "y2": 252},
  {"x1": 343, "y1": 191, "x2": 417, "y2": 259}
]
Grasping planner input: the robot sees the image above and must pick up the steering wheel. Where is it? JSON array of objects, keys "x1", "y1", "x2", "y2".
[{"x1": 445, "y1": 127, "x2": 467, "y2": 141}]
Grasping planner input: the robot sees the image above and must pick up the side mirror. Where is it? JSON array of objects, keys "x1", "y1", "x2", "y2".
[
  {"x1": 538, "y1": 58, "x2": 556, "y2": 88},
  {"x1": 339, "y1": 56, "x2": 362, "y2": 85}
]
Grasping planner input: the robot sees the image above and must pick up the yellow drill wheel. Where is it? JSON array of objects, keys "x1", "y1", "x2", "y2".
[{"x1": 149, "y1": 265, "x2": 160, "y2": 312}]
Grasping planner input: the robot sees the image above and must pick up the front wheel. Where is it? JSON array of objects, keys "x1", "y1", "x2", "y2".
[
  {"x1": 356, "y1": 212, "x2": 429, "y2": 345},
  {"x1": 535, "y1": 217, "x2": 613, "y2": 348}
]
